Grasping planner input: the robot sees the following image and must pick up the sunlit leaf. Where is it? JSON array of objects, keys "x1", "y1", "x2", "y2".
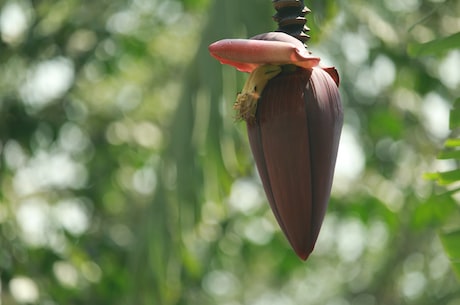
[
  {"x1": 445, "y1": 138, "x2": 460, "y2": 148},
  {"x1": 424, "y1": 172, "x2": 440, "y2": 181}
]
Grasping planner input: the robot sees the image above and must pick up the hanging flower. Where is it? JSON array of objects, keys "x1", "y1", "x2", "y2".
[{"x1": 209, "y1": 30, "x2": 343, "y2": 260}]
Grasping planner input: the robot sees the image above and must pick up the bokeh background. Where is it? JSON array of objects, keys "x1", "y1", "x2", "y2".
[{"x1": 1, "y1": 0, "x2": 460, "y2": 304}]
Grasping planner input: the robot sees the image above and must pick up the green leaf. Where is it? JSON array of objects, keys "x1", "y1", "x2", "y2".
[
  {"x1": 423, "y1": 172, "x2": 440, "y2": 181},
  {"x1": 451, "y1": 262, "x2": 460, "y2": 280},
  {"x1": 450, "y1": 98, "x2": 460, "y2": 130},
  {"x1": 412, "y1": 193, "x2": 458, "y2": 229},
  {"x1": 440, "y1": 229, "x2": 460, "y2": 280},
  {"x1": 407, "y1": 32, "x2": 460, "y2": 57},
  {"x1": 438, "y1": 149, "x2": 460, "y2": 160},
  {"x1": 436, "y1": 169, "x2": 460, "y2": 185},
  {"x1": 445, "y1": 138, "x2": 460, "y2": 148}
]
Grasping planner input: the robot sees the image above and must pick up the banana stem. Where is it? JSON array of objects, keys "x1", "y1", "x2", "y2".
[{"x1": 272, "y1": 0, "x2": 311, "y2": 46}]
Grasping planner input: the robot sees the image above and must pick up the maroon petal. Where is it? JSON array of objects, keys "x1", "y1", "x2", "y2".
[
  {"x1": 247, "y1": 67, "x2": 342, "y2": 260},
  {"x1": 208, "y1": 33, "x2": 319, "y2": 73}
]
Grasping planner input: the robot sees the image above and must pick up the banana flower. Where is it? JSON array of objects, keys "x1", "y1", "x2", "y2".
[{"x1": 209, "y1": 31, "x2": 343, "y2": 260}]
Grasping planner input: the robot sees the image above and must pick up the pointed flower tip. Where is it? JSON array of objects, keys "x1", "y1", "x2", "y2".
[
  {"x1": 289, "y1": 235, "x2": 314, "y2": 261},
  {"x1": 299, "y1": 253, "x2": 310, "y2": 261},
  {"x1": 293, "y1": 246, "x2": 311, "y2": 261},
  {"x1": 208, "y1": 32, "x2": 320, "y2": 72}
]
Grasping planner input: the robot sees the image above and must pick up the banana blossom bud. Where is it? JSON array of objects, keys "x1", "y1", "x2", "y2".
[{"x1": 209, "y1": 32, "x2": 343, "y2": 260}]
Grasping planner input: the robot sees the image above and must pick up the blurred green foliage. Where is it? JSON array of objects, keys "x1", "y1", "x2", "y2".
[
  {"x1": 428, "y1": 97, "x2": 460, "y2": 281},
  {"x1": 0, "y1": 0, "x2": 459, "y2": 304}
]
